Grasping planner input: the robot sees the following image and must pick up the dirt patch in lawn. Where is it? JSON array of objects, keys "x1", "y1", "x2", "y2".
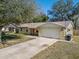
[{"x1": 32, "y1": 41, "x2": 79, "y2": 59}]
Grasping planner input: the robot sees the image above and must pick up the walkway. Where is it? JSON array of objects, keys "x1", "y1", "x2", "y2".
[{"x1": 0, "y1": 37, "x2": 58, "y2": 59}]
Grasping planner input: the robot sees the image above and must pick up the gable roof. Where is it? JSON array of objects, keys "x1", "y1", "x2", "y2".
[
  {"x1": 18, "y1": 21, "x2": 73, "y2": 28},
  {"x1": 3, "y1": 23, "x2": 17, "y2": 29},
  {"x1": 18, "y1": 23, "x2": 45, "y2": 28},
  {"x1": 53, "y1": 21, "x2": 73, "y2": 27}
]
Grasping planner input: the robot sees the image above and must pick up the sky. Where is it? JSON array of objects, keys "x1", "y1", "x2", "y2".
[{"x1": 36, "y1": 0, "x2": 79, "y2": 15}]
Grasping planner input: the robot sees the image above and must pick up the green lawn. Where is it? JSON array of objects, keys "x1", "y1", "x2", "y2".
[
  {"x1": 32, "y1": 41, "x2": 79, "y2": 59},
  {"x1": 0, "y1": 33, "x2": 34, "y2": 49}
]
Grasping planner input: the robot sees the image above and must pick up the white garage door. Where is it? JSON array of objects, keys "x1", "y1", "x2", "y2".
[{"x1": 39, "y1": 28, "x2": 60, "y2": 39}]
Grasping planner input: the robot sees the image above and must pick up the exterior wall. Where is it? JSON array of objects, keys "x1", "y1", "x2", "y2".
[
  {"x1": 60, "y1": 23, "x2": 73, "y2": 40},
  {"x1": 68, "y1": 24, "x2": 73, "y2": 40},
  {"x1": 18, "y1": 27, "x2": 38, "y2": 35},
  {"x1": 67, "y1": 23, "x2": 73, "y2": 35},
  {"x1": 60, "y1": 29, "x2": 65, "y2": 40},
  {"x1": 62, "y1": 23, "x2": 73, "y2": 40},
  {"x1": 18, "y1": 27, "x2": 28, "y2": 33},
  {"x1": 65, "y1": 23, "x2": 73, "y2": 37}
]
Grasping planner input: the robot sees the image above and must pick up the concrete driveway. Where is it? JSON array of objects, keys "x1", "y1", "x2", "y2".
[{"x1": 0, "y1": 37, "x2": 58, "y2": 59}]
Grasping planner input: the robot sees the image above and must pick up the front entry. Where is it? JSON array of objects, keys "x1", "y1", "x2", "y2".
[{"x1": 30, "y1": 28, "x2": 38, "y2": 36}]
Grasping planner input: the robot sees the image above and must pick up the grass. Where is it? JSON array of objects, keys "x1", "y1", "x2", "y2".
[
  {"x1": 32, "y1": 35, "x2": 79, "y2": 59},
  {"x1": 32, "y1": 41, "x2": 79, "y2": 59},
  {"x1": 0, "y1": 33, "x2": 34, "y2": 49}
]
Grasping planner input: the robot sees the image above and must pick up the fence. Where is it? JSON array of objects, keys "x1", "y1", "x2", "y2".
[{"x1": 73, "y1": 30, "x2": 79, "y2": 36}]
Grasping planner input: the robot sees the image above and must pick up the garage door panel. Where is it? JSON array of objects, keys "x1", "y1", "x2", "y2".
[{"x1": 39, "y1": 28, "x2": 60, "y2": 39}]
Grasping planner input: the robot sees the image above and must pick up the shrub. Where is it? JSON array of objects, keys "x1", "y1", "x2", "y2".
[{"x1": 5, "y1": 34, "x2": 20, "y2": 40}]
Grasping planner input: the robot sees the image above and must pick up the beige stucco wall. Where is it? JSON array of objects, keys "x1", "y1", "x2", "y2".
[
  {"x1": 18, "y1": 27, "x2": 28, "y2": 33},
  {"x1": 60, "y1": 23, "x2": 73, "y2": 40},
  {"x1": 60, "y1": 30, "x2": 66, "y2": 40}
]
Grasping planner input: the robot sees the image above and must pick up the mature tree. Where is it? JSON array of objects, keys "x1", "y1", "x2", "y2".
[
  {"x1": 0, "y1": 0, "x2": 36, "y2": 24},
  {"x1": 48, "y1": 0, "x2": 79, "y2": 29},
  {"x1": 0, "y1": 0, "x2": 6, "y2": 24},
  {"x1": 48, "y1": 0, "x2": 73, "y2": 21},
  {"x1": 20, "y1": 0, "x2": 36, "y2": 23},
  {"x1": 32, "y1": 13, "x2": 48, "y2": 23}
]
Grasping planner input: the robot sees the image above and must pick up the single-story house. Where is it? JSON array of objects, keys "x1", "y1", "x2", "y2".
[
  {"x1": 1, "y1": 24, "x2": 17, "y2": 32},
  {"x1": 18, "y1": 21, "x2": 73, "y2": 39}
]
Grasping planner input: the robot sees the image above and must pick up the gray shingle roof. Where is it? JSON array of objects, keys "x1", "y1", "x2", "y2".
[
  {"x1": 18, "y1": 23, "x2": 45, "y2": 28},
  {"x1": 18, "y1": 21, "x2": 73, "y2": 28}
]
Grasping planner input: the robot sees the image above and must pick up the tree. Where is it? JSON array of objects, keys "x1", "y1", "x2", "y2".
[
  {"x1": 0, "y1": 0, "x2": 36, "y2": 24},
  {"x1": 0, "y1": 0, "x2": 6, "y2": 24},
  {"x1": 48, "y1": 0, "x2": 79, "y2": 29},
  {"x1": 20, "y1": 0, "x2": 36, "y2": 23},
  {"x1": 32, "y1": 13, "x2": 48, "y2": 23}
]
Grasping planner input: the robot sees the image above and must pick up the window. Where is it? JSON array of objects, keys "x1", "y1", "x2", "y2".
[
  {"x1": 26, "y1": 28, "x2": 28, "y2": 32},
  {"x1": 20, "y1": 28, "x2": 22, "y2": 31},
  {"x1": 26, "y1": 29, "x2": 28, "y2": 32}
]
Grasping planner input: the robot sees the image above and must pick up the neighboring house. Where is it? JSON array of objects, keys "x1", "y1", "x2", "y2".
[
  {"x1": 18, "y1": 21, "x2": 73, "y2": 39},
  {"x1": 1, "y1": 24, "x2": 17, "y2": 32}
]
